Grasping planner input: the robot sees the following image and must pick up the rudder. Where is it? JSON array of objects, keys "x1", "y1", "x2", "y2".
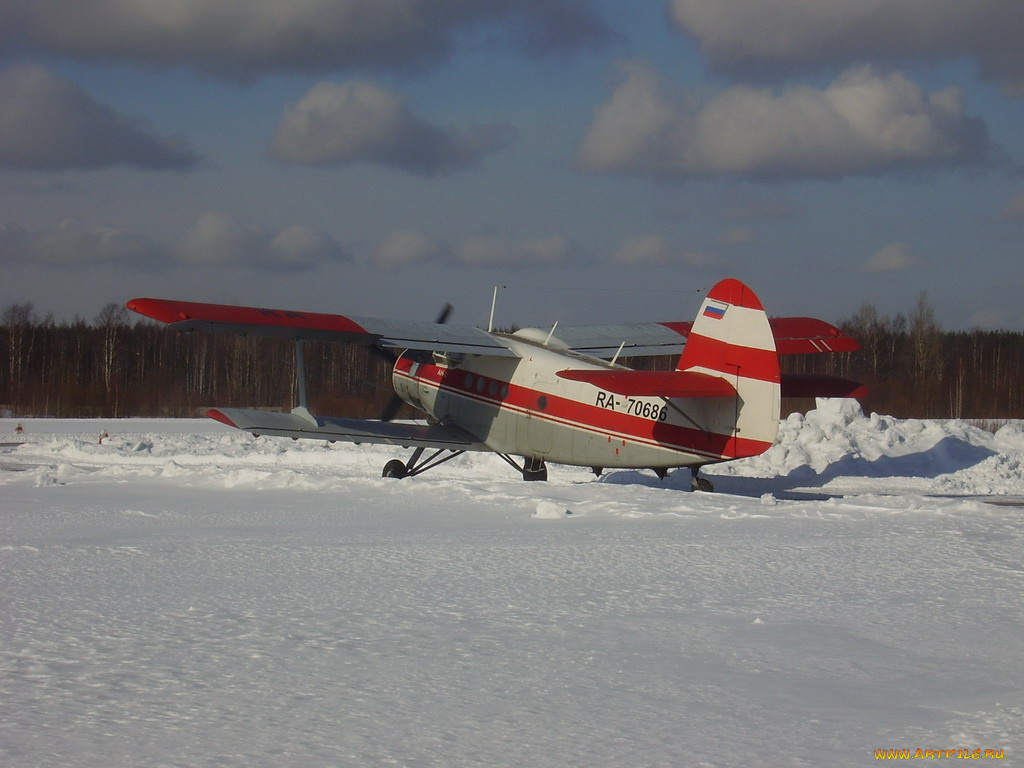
[{"x1": 676, "y1": 279, "x2": 780, "y2": 455}]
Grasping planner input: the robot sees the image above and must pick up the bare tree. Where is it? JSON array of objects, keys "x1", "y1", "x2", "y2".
[
  {"x1": 95, "y1": 303, "x2": 129, "y2": 415},
  {"x1": 2, "y1": 303, "x2": 37, "y2": 408}
]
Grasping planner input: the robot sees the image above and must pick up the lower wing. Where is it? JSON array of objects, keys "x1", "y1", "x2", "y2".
[{"x1": 208, "y1": 408, "x2": 488, "y2": 451}]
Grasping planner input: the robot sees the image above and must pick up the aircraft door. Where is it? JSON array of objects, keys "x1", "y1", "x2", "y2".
[{"x1": 518, "y1": 374, "x2": 554, "y2": 455}]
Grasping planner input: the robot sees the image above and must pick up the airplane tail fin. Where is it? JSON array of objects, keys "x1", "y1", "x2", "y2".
[{"x1": 676, "y1": 279, "x2": 781, "y2": 454}]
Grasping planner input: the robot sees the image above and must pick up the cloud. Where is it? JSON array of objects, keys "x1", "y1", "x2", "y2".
[
  {"x1": 863, "y1": 242, "x2": 918, "y2": 273},
  {"x1": 0, "y1": 220, "x2": 162, "y2": 266},
  {"x1": 372, "y1": 231, "x2": 442, "y2": 270},
  {"x1": 269, "y1": 80, "x2": 514, "y2": 175},
  {"x1": 174, "y1": 212, "x2": 349, "y2": 270},
  {"x1": 368, "y1": 231, "x2": 584, "y2": 270},
  {"x1": 2, "y1": 1, "x2": 611, "y2": 80},
  {"x1": 0, "y1": 64, "x2": 202, "y2": 172},
  {"x1": 576, "y1": 62, "x2": 992, "y2": 181},
  {"x1": 0, "y1": 212, "x2": 347, "y2": 271},
  {"x1": 608, "y1": 235, "x2": 719, "y2": 267},
  {"x1": 668, "y1": 0, "x2": 1024, "y2": 95}
]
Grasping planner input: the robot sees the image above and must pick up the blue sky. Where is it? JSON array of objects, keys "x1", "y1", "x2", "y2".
[{"x1": 2, "y1": 0, "x2": 1023, "y2": 330}]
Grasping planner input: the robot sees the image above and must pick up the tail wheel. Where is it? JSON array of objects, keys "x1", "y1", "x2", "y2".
[{"x1": 382, "y1": 459, "x2": 409, "y2": 479}]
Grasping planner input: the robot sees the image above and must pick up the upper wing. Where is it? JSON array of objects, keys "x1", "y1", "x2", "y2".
[
  {"x1": 546, "y1": 317, "x2": 857, "y2": 357},
  {"x1": 126, "y1": 298, "x2": 518, "y2": 357},
  {"x1": 532, "y1": 322, "x2": 693, "y2": 358},
  {"x1": 127, "y1": 298, "x2": 856, "y2": 359},
  {"x1": 208, "y1": 408, "x2": 489, "y2": 451}
]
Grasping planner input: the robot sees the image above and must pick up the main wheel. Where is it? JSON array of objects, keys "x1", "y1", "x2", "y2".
[
  {"x1": 691, "y1": 475, "x2": 714, "y2": 492},
  {"x1": 382, "y1": 459, "x2": 409, "y2": 479}
]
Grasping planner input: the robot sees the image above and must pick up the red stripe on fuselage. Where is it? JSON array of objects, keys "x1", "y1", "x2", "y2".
[{"x1": 394, "y1": 360, "x2": 772, "y2": 461}]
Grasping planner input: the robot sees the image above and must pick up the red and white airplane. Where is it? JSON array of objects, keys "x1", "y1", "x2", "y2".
[{"x1": 127, "y1": 278, "x2": 863, "y2": 489}]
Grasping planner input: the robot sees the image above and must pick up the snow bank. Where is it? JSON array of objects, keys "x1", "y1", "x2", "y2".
[
  {"x1": 707, "y1": 399, "x2": 1024, "y2": 501},
  {"x1": 4, "y1": 402, "x2": 1024, "y2": 500}
]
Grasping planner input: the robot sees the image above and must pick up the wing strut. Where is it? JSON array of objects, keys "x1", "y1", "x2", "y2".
[{"x1": 383, "y1": 446, "x2": 467, "y2": 478}]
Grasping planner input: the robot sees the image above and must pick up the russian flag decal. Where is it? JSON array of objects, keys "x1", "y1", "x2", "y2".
[{"x1": 703, "y1": 301, "x2": 727, "y2": 320}]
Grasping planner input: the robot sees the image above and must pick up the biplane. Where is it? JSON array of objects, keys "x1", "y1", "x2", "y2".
[{"x1": 127, "y1": 278, "x2": 863, "y2": 489}]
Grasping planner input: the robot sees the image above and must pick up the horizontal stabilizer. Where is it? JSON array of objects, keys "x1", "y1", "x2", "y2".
[
  {"x1": 556, "y1": 369, "x2": 737, "y2": 398},
  {"x1": 780, "y1": 374, "x2": 868, "y2": 399},
  {"x1": 207, "y1": 408, "x2": 488, "y2": 451}
]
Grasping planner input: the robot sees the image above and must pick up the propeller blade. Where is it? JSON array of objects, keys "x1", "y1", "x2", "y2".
[
  {"x1": 380, "y1": 394, "x2": 404, "y2": 423},
  {"x1": 369, "y1": 343, "x2": 396, "y2": 363},
  {"x1": 435, "y1": 303, "x2": 453, "y2": 324}
]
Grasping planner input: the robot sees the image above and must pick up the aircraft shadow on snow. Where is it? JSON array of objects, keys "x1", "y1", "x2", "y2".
[{"x1": 600, "y1": 435, "x2": 998, "y2": 501}]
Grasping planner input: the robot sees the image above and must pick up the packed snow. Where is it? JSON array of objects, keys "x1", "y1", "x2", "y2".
[{"x1": 1, "y1": 400, "x2": 1021, "y2": 767}]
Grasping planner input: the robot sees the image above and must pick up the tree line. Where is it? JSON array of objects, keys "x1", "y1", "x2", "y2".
[
  {"x1": 2, "y1": 296, "x2": 1023, "y2": 420},
  {"x1": 1, "y1": 302, "x2": 397, "y2": 420},
  {"x1": 782, "y1": 294, "x2": 1024, "y2": 419}
]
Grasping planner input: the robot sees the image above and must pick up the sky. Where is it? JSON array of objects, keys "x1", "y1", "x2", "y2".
[{"x1": 2, "y1": 0, "x2": 1024, "y2": 331}]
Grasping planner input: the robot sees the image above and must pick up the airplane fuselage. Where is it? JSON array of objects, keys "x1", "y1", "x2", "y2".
[{"x1": 392, "y1": 333, "x2": 779, "y2": 471}]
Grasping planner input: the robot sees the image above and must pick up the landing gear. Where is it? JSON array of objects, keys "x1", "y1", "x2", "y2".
[
  {"x1": 691, "y1": 467, "x2": 714, "y2": 492},
  {"x1": 522, "y1": 457, "x2": 548, "y2": 482},
  {"x1": 382, "y1": 459, "x2": 408, "y2": 479},
  {"x1": 381, "y1": 447, "x2": 465, "y2": 479},
  {"x1": 491, "y1": 453, "x2": 549, "y2": 481}
]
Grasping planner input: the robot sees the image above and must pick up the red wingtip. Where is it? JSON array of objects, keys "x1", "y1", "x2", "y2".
[{"x1": 206, "y1": 408, "x2": 238, "y2": 428}]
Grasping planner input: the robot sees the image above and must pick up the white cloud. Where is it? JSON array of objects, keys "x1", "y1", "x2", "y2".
[
  {"x1": 372, "y1": 231, "x2": 441, "y2": 270},
  {"x1": 176, "y1": 212, "x2": 257, "y2": 266},
  {"x1": 668, "y1": 0, "x2": 1024, "y2": 95},
  {"x1": 2, "y1": 1, "x2": 610, "y2": 79},
  {"x1": 0, "y1": 212, "x2": 347, "y2": 271},
  {"x1": 863, "y1": 242, "x2": 918, "y2": 273},
  {"x1": 0, "y1": 64, "x2": 201, "y2": 171},
  {"x1": 577, "y1": 62, "x2": 991, "y2": 181},
  {"x1": 369, "y1": 231, "x2": 586, "y2": 270},
  {"x1": 268, "y1": 225, "x2": 348, "y2": 270},
  {"x1": 270, "y1": 80, "x2": 514, "y2": 175},
  {"x1": 175, "y1": 212, "x2": 348, "y2": 270}
]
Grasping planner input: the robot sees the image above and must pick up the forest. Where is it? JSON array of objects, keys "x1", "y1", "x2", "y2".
[{"x1": 3, "y1": 294, "x2": 1024, "y2": 421}]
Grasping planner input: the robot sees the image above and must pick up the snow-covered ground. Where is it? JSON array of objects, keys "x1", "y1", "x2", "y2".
[{"x1": 1, "y1": 401, "x2": 1021, "y2": 767}]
